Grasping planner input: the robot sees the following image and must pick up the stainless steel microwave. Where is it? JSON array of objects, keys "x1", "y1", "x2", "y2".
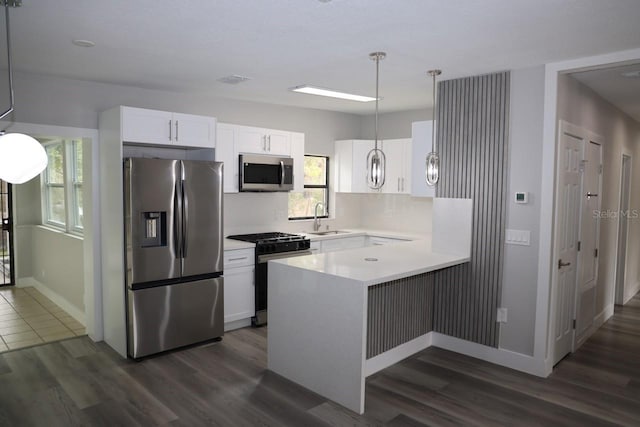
[{"x1": 239, "y1": 154, "x2": 294, "y2": 192}]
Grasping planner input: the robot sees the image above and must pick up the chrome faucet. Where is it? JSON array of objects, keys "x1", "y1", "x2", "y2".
[{"x1": 313, "y1": 202, "x2": 324, "y2": 232}]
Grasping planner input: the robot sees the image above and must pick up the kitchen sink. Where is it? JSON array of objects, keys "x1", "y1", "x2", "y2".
[{"x1": 308, "y1": 230, "x2": 350, "y2": 236}]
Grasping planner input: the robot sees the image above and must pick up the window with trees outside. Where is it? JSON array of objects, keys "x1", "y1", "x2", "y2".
[
  {"x1": 288, "y1": 155, "x2": 329, "y2": 220},
  {"x1": 42, "y1": 139, "x2": 83, "y2": 234}
]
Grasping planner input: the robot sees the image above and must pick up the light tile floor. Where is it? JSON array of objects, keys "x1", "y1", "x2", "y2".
[{"x1": 0, "y1": 286, "x2": 85, "y2": 353}]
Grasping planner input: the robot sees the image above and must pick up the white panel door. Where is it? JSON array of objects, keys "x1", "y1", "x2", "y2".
[
  {"x1": 575, "y1": 140, "x2": 602, "y2": 344},
  {"x1": 172, "y1": 113, "x2": 216, "y2": 148},
  {"x1": 553, "y1": 126, "x2": 583, "y2": 365}
]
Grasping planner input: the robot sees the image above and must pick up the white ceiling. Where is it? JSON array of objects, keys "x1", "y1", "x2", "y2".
[
  {"x1": 4, "y1": 0, "x2": 640, "y2": 114},
  {"x1": 571, "y1": 62, "x2": 640, "y2": 123}
]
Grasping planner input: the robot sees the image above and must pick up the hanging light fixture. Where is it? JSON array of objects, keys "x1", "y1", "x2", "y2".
[
  {"x1": 425, "y1": 69, "x2": 441, "y2": 187},
  {"x1": 366, "y1": 52, "x2": 386, "y2": 190},
  {"x1": 0, "y1": 0, "x2": 47, "y2": 185}
]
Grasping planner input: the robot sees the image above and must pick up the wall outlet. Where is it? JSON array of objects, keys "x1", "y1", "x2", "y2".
[{"x1": 497, "y1": 307, "x2": 508, "y2": 323}]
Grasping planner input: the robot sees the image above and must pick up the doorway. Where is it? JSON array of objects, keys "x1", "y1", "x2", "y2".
[
  {"x1": 615, "y1": 154, "x2": 632, "y2": 305},
  {"x1": 0, "y1": 179, "x2": 14, "y2": 286},
  {"x1": 553, "y1": 121, "x2": 603, "y2": 364}
]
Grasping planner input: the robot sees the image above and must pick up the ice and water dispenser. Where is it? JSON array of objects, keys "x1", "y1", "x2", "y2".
[{"x1": 140, "y1": 212, "x2": 167, "y2": 247}]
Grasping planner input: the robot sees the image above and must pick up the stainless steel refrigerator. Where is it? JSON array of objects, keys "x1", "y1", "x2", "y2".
[{"x1": 124, "y1": 158, "x2": 224, "y2": 358}]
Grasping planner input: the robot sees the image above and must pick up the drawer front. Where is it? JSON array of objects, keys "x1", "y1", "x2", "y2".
[{"x1": 224, "y1": 248, "x2": 254, "y2": 269}]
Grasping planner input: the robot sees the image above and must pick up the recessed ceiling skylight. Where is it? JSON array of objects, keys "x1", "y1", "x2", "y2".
[{"x1": 291, "y1": 85, "x2": 376, "y2": 102}]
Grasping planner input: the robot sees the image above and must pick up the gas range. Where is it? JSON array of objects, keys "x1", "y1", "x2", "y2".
[
  {"x1": 227, "y1": 232, "x2": 311, "y2": 255},
  {"x1": 227, "y1": 231, "x2": 312, "y2": 327}
]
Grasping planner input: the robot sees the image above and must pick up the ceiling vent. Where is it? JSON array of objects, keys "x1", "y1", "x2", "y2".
[{"x1": 217, "y1": 75, "x2": 252, "y2": 85}]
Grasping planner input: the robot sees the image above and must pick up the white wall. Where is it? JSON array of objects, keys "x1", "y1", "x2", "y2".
[
  {"x1": 499, "y1": 66, "x2": 546, "y2": 356},
  {"x1": 557, "y1": 74, "x2": 640, "y2": 309},
  {"x1": 29, "y1": 226, "x2": 85, "y2": 312}
]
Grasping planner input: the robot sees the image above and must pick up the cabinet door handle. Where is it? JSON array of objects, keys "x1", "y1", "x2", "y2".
[
  {"x1": 263, "y1": 136, "x2": 267, "y2": 151},
  {"x1": 228, "y1": 256, "x2": 248, "y2": 262},
  {"x1": 175, "y1": 120, "x2": 179, "y2": 141},
  {"x1": 558, "y1": 259, "x2": 571, "y2": 269},
  {"x1": 269, "y1": 135, "x2": 272, "y2": 151},
  {"x1": 169, "y1": 120, "x2": 172, "y2": 141}
]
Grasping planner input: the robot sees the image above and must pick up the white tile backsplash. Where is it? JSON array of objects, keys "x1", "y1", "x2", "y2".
[{"x1": 224, "y1": 192, "x2": 432, "y2": 236}]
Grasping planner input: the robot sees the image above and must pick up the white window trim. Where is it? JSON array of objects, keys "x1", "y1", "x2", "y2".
[{"x1": 41, "y1": 139, "x2": 84, "y2": 236}]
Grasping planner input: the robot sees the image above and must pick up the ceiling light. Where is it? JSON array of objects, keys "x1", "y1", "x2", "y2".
[
  {"x1": 621, "y1": 70, "x2": 640, "y2": 78},
  {"x1": 290, "y1": 85, "x2": 376, "y2": 102},
  {"x1": 425, "y1": 69, "x2": 442, "y2": 187},
  {"x1": 0, "y1": 1, "x2": 48, "y2": 184},
  {"x1": 72, "y1": 39, "x2": 96, "y2": 48},
  {"x1": 366, "y1": 52, "x2": 387, "y2": 190}
]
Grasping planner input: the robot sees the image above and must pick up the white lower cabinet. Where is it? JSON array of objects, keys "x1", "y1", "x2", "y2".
[
  {"x1": 223, "y1": 248, "x2": 255, "y2": 329},
  {"x1": 318, "y1": 236, "x2": 367, "y2": 253},
  {"x1": 366, "y1": 236, "x2": 410, "y2": 246}
]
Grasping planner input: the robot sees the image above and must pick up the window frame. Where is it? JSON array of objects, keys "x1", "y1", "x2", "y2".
[
  {"x1": 41, "y1": 139, "x2": 84, "y2": 235},
  {"x1": 288, "y1": 154, "x2": 330, "y2": 221}
]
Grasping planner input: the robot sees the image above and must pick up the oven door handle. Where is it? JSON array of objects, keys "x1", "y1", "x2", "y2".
[{"x1": 258, "y1": 250, "x2": 312, "y2": 263}]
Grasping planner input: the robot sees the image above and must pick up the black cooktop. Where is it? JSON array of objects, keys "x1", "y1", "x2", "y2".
[{"x1": 227, "y1": 232, "x2": 307, "y2": 244}]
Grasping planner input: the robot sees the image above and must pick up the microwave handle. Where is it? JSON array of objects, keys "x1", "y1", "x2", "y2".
[{"x1": 280, "y1": 160, "x2": 285, "y2": 187}]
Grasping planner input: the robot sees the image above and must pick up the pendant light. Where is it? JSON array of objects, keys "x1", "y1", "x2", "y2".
[
  {"x1": 425, "y1": 69, "x2": 441, "y2": 187},
  {"x1": 366, "y1": 52, "x2": 386, "y2": 190},
  {"x1": 0, "y1": 1, "x2": 47, "y2": 185}
]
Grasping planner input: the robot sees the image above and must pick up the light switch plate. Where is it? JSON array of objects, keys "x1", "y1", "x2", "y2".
[{"x1": 505, "y1": 229, "x2": 531, "y2": 246}]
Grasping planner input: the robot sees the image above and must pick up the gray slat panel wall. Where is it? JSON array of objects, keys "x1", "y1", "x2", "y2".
[
  {"x1": 433, "y1": 71, "x2": 510, "y2": 347},
  {"x1": 366, "y1": 272, "x2": 433, "y2": 359}
]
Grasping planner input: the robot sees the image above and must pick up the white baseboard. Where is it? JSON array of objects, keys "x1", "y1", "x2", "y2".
[
  {"x1": 624, "y1": 282, "x2": 640, "y2": 305},
  {"x1": 224, "y1": 317, "x2": 251, "y2": 332},
  {"x1": 365, "y1": 333, "x2": 432, "y2": 377},
  {"x1": 594, "y1": 304, "x2": 615, "y2": 328},
  {"x1": 16, "y1": 278, "x2": 86, "y2": 326},
  {"x1": 431, "y1": 332, "x2": 548, "y2": 377}
]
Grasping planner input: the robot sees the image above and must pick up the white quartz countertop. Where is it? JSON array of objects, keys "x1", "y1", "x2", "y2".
[
  {"x1": 271, "y1": 239, "x2": 469, "y2": 286},
  {"x1": 224, "y1": 238, "x2": 255, "y2": 251},
  {"x1": 299, "y1": 228, "x2": 428, "y2": 242}
]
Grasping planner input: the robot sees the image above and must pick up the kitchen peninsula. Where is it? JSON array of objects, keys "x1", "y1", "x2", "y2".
[{"x1": 268, "y1": 198, "x2": 473, "y2": 414}]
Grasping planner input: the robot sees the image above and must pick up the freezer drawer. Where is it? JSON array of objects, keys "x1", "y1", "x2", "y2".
[{"x1": 127, "y1": 277, "x2": 224, "y2": 358}]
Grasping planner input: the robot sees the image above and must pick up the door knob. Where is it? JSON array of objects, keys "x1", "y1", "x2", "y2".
[{"x1": 558, "y1": 259, "x2": 571, "y2": 269}]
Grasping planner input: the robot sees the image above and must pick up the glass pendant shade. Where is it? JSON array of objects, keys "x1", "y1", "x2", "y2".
[
  {"x1": 367, "y1": 147, "x2": 386, "y2": 189},
  {"x1": 425, "y1": 151, "x2": 439, "y2": 187},
  {"x1": 0, "y1": 133, "x2": 48, "y2": 184}
]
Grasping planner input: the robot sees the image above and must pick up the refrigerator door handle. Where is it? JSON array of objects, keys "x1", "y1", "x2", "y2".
[
  {"x1": 182, "y1": 178, "x2": 188, "y2": 258},
  {"x1": 174, "y1": 171, "x2": 183, "y2": 259}
]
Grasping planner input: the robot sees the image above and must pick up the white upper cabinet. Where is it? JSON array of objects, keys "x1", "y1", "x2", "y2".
[
  {"x1": 335, "y1": 140, "x2": 375, "y2": 193},
  {"x1": 380, "y1": 139, "x2": 411, "y2": 194},
  {"x1": 216, "y1": 123, "x2": 304, "y2": 193},
  {"x1": 411, "y1": 121, "x2": 436, "y2": 197},
  {"x1": 171, "y1": 112, "x2": 217, "y2": 148},
  {"x1": 335, "y1": 139, "x2": 411, "y2": 194},
  {"x1": 235, "y1": 125, "x2": 291, "y2": 156},
  {"x1": 121, "y1": 106, "x2": 216, "y2": 148}
]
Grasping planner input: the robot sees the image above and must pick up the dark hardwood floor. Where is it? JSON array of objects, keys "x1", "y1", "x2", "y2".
[{"x1": 1, "y1": 294, "x2": 640, "y2": 426}]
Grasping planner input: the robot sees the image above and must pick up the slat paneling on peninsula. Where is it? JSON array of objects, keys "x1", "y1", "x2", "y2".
[
  {"x1": 434, "y1": 71, "x2": 510, "y2": 347},
  {"x1": 367, "y1": 272, "x2": 433, "y2": 359}
]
